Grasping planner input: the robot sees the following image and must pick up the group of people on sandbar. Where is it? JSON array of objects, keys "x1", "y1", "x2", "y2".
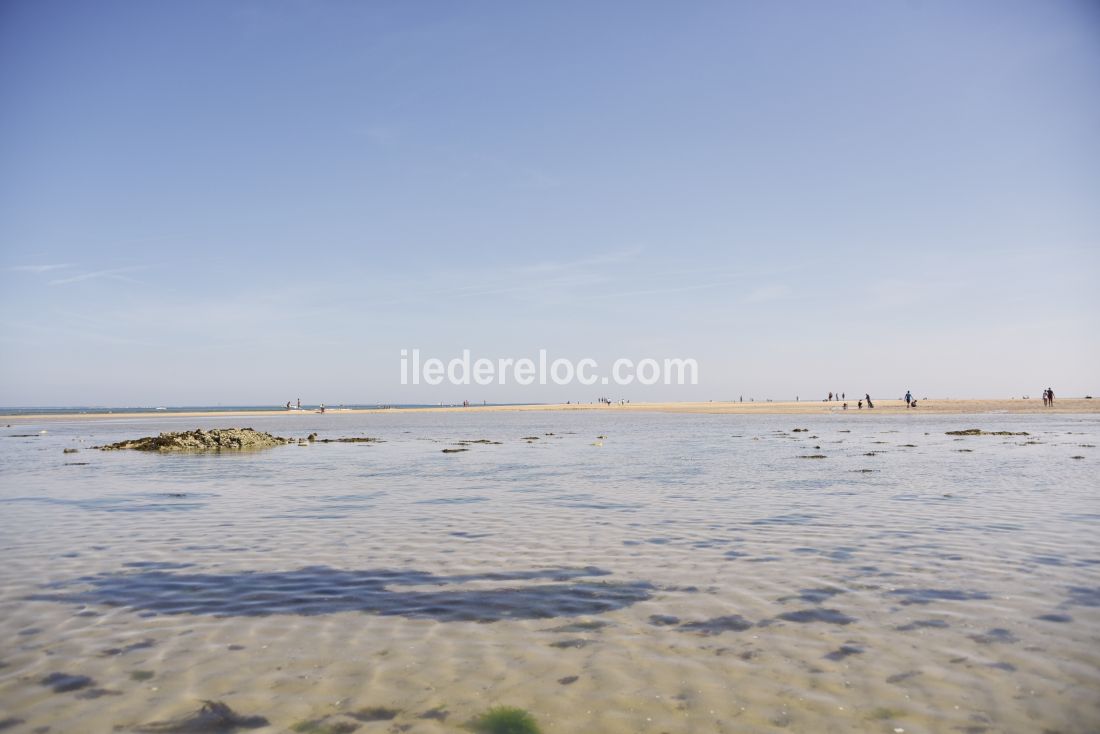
[
  {"x1": 1042, "y1": 387, "x2": 1056, "y2": 406},
  {"x1": 835, "y1": 394, "x2": 875, "y2": 410}
]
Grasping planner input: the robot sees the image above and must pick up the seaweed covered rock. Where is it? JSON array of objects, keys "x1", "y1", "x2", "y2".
[{"x1": 96, "y1": 428, "x2": 290, "y2": 452}]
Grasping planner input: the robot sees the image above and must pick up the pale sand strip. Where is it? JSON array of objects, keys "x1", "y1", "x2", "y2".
[{"x1": 1, "y1": 398, "x2": 1097, "y2": 421}]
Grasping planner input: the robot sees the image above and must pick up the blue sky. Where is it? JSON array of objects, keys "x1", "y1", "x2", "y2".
[{"x1": 1, "y1": 0, "x2": 1097, "y2": 405}]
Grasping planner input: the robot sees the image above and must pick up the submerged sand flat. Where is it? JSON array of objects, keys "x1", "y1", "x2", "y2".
[{"x1": 0, "y1": 411, "x2": 1097, "y2": 733}]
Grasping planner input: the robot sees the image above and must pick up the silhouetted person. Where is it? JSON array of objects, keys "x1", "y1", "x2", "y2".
[
  {"x1": 865, "y1": 394, "x2": 874, "y2": 409},
  {"x1": 1047, "y1": 387, "x2": 1054, "y2": 406},
  {"x1": 858, "y1": 400, "x2": 863, "y2": 409},
  {"x1": 905, "y1": 390, "x2": 912, "y2": 408}
]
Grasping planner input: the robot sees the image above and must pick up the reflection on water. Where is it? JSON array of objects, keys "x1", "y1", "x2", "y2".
[{"x1": 0, "y1": 411, "x2": 1098, "y2": 733}]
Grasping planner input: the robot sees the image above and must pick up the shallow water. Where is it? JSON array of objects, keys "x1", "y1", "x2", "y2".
[{"x1": 1, "y1": 412, "x2": 1097, "y2": 733}]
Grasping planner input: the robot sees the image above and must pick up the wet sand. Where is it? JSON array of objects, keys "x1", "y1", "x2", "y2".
[{"x1": 2, "y1": 397, "x2": 1097, "y2": 421}]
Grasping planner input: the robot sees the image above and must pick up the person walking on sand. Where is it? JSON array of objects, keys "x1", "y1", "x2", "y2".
[
  {"x1": 865, "y1": 393, "x2": 874, "y2": 409},
  {"x1": 905, "y1": 390, "x2": 913, "y2": 408}
]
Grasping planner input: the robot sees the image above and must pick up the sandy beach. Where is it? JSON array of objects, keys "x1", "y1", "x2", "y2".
[{"x1": 2, "y1": 397, "x2": 1097, "y2": 422}]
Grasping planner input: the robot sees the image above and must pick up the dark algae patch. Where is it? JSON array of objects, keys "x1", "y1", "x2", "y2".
[
  {"x1": 549, "y1": 638, "x2": 595, "y2": 649},
  {"x1": 1066, "y1": 586, "x2": 1100, "y2": 606},
  {"x1": 824, "y1": 645, "x2": 863, "y2": 661},
  {"x1": 679, "y1": 614, "x2": 754, "y2": 635},
  {"x1": 886, "y1": 588, "x2": 991, "y2": 605},
  {"x1": 76, "y1": 687, "x2": 122, "y2": 699},
  {"x1": 648, "y1": 614, "x2": 681, "y2": 626},
  {"x1": 787, "y1": 587, "x2": 845, "y2": 604},
  {"x1": 557, "y1": 675, "x2": 579, "y2": 685},
  {"x1": 313, "y1": 436, "x2": 382, "y2": 443},
  {"x1": 775, "y1": 608, "x2": 856, "y2": 625},
  {"x1": 101, "y1": 637, "x2": 156, "y2": 655},
  {"x1": 969, "y1": 627, "x2": 1018, "y2": 644},
  {"x1": 543, "y1": 620, "x2": 608, "y2": 633},
  {"x1": 29, "y1": 565, "x2": 653, "y2": 622},
  {"x1": 132, "y1": 700, "x2": 268, "y2": 732},
  {"x1": 419, "y1": 707, "x2": 449, "y2": 721},
  {"x1": 130, "y1": 670, "x2": 156, "y2": 681},
  {"x1": 291, "y1": 720, "x2": 360, "y2": 734},
  {"x1": 466, "y1": 706, "x2": 541, "y2": 734},
  {"x1": 1035, "y1": 613, "x2": 1073, "y2": 623},
  {"x1": 40, "y1": 672, "x2": 94, "y2": 693},
  {"x1": 348, "y1": 707, "x2": 399, "y2": 722},
  {"x1": 945, "y1": 429, "x2": 1029, "y2": 436},
  {"x1": 896, "y1": 619, "x2": 949, "y2": 631},
  {"x1": 886, "y1": 670, "x2": 921, "y2": 684}
]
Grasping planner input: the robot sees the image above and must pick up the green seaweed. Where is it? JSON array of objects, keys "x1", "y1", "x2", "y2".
[
  {"x1": 129, "y1": 670, "x2": 155, "y2": 681},
  {"x1": 466, "y1": 706, "x2": 542, "y2": 734}
]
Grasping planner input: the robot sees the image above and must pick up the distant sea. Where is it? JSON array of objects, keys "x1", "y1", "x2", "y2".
[{"x1": 0, "y1": 404, "x2": 534, "y2": 416}]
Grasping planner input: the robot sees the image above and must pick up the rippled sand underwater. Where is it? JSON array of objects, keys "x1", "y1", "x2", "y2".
[{"x1": 1, "y1": 412, "x2": 1097, "y2": 733}]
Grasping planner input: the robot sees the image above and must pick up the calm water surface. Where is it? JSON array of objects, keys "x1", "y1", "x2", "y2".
[{"x1": 1, "y1": 412, "x2": 1097, "y2": 733}]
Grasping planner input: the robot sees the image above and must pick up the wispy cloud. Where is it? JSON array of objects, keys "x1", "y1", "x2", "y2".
[
  {"x1": 744, "y1": 284, "x2": 793, "y2": 303},
  {"x1": 50, "y1": 266, "x2": 147, "y2": 286},
  {"x1": 4, "y1": 264, "x2": 73, "y2": 273}
]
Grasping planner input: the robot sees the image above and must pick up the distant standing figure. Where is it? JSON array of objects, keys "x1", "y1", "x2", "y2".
[
  {"x1": 319, "y1": 403, "x2": 325, "y2": 413},
  {"x1": 842, "y1": 392, "x2": 845, "y2": 400},
  {"x1": 1042, "y1": 389, "x2": 1048, "y2": 407},
  {"x1": 865, "y1": 394, "x2": 874, "y2": 409},
  {"x1": 297, "y1": 398, "x2": 301, "y2": 409},
  {"x1": 1047, "y1": 387, "x2": 1054, "y2": 406},
  {"x1": 828, "y1": 391, "x2": 833, "y2": 401},
  {"x1": 905, "y1": 390, "x2": 913, "y2": 408},
  {"x1": 858, "y1": 400, "x2": 863, "y2": 409}
]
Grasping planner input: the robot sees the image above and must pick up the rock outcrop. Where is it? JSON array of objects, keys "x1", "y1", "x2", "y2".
[{"x1": 96, "y1": 428, "x2": 290, "y2": 452}]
